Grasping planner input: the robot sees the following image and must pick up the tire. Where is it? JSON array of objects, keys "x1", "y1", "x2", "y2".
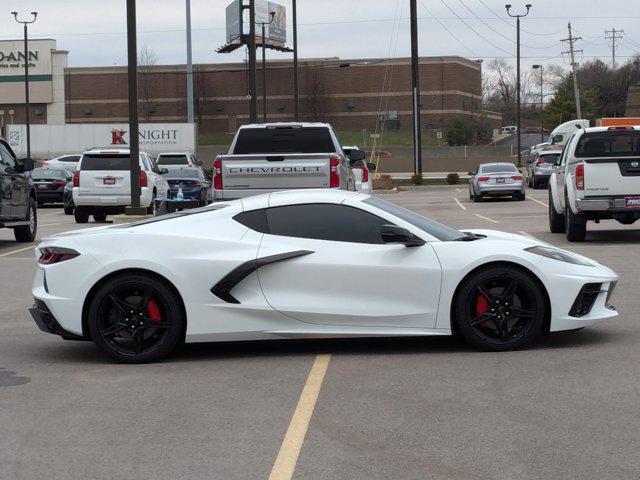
[
  {"x1": 87, "y1": 273, "x2": 184, "y2": 363},
  {"x1": 14, "y1": 197, "x2": 37, "y2": 243},
  {"x1": 527, "y1": 175, "x2": 533, "y2": 188},
  {"x1": 532, "y1": 177, "x2": 538, "y2": 189},
  {"x1": 514, "y1": 191, "x2": 525, "y2": 201},
  {"x1": 454, "y1": 266, "x2": 546, "y2": 351},
  {"x1": 93, "y1": 211, "x2": 107, "y2": 222},
  {"x1": 473, "y1": 191, "x2": 481, "y2": 202},
  {"x1": 548, "y1": 187, "x2": 566, "y2": 233},
  {"x1": 64, "y1": 206, "x2": 74, "y2": 215},
  {"x1": 74, "y1": 207, "x2": 89, "y2": 224},
  {"x1": 147, "y1": 191, "x2": 157, "y2": 215},
  {"x1": 565, "y1": 198, "x2": 587, "y2": 242}
]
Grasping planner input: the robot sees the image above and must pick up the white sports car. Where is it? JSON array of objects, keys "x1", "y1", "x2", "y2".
[{"x1": 30, "y1": 190, "x2": 619, "y2": 363}]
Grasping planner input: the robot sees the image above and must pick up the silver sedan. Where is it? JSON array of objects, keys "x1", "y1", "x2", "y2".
[{"x1": 468, "y1": 163, "x2": 525, "y2": 202}]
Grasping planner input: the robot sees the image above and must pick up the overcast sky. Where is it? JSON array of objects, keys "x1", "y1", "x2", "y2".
[{"x1": 2, "y1": 0, "x2": 640, "y2": 73}]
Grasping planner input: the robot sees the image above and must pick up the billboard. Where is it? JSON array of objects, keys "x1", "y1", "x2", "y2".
[
  {"x1": 0, "y1": 39, "x2": 55, "y2": 104},
  {"x1": 224, "y1": 0, "x2": 286, "y2": 47}
]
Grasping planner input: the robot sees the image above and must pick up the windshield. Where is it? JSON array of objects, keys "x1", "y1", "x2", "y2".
[
  {"x1": 166, "y1": 169, "x2": 201, "y2": 179},
  {"x1": 233, "y1": 127, "x2": 336, "y2": 154},
  {"x1": 31, "y1": 169, "x2": 68, "y2": 180},
  {"x1": 363, "y1": 196, "x2": 465, "y2": 241},
  {"x1": 575, "y1": 131, "x2": 640, "y2": 157},
  {"x1": 538, "y1": 153, "x2": 561, "y2": 165},
  {"x1": 158, "y1": 154, "x2": 189, "y2": 165},
  {"x1": 481, "y1": 164, "x2": 517, "y2": 174},
  {"x1": 81, "y1": 154, "x2": 133, "y2": 171}
]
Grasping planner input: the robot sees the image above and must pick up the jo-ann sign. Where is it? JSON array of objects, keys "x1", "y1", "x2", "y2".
[{"x1": 0, "y1": 39, "x2": 55, "y2": 104}]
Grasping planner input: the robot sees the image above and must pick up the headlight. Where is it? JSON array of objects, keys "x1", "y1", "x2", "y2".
[{"x1": 524, "y1": 246, "x2": 594, "y2": 267}]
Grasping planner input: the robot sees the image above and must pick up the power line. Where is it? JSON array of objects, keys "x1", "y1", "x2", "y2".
[
  {"x1": 561, "y1": 22, "x2": 582, "y2": 118},
  {"x1": 605, "y1": 28, "x2": 624, "y2": 69},
  {"x1": 417, "y1": 0, "x2": 478, "y2": 57},
  {"x1": 474, "y1": 0, "x2": 563, "y2": 36}
]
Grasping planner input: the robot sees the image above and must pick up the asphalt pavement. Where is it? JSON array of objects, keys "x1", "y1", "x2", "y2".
[{"x1": 1, "y1": 188, "x2": 639, "y2": 480}]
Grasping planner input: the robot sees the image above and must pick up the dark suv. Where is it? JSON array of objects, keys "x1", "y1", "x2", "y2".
[{"x1": 0, "y1": 136, "x2": 37, "y2": 242}]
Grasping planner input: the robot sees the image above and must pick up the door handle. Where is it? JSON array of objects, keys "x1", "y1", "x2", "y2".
[{"x1": 266, "y1": 156, "x2": 285, "y2": 162}]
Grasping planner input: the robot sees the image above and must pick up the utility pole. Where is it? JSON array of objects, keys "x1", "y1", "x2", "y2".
[
  {"x1": 506, "y1": 3, "x2": 531, "y2": 168},
  {"x1": 185, "y1": 0, "x2": 194, "y2": 123},
  {"x1": 246, "y1": 0, "x2": 258, "y2": 123},
  {"x1": 605, "y1": 28, "x2": 623, "y2": 70},
  {"x1": 409, "y1": 0, "x2": 422, "y2": 175},
  {"x1": 292, "y1": 0, "x2": 299, "y2": 121},
  {"x1": 532, "y1": 64, "x2": 544, "y2": 143},
  {"x1": 257, "y1": 12, "x2": 275, "y2": 123},
  {"x1": 11, "y1": 11, "x2": 37, "y2": 163},
  {"x1": 125, "y1": 0, "x2": 145, "y2": 215},
  {"x1": 561, "y1": 22, "x2": 582, "y2": 119}
]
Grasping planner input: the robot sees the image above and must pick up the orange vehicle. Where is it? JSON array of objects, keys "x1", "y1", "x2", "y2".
[{"x1": 595, "y1": 117, "x2": 640, "y2": 127}]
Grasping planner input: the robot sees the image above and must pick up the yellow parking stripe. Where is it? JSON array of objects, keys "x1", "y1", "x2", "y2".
[
  {"x1": 528, "y1": 197, "x2": 548, "y2": 207},
  {"x1": 268, "y1": 354, "x2": 331, "y2": 480},
  {"x1": 474, "y1": 213, "x2": 499, "y2": 223},
  {"x1": 0, "y1": 245, "x2": 35, "y2": 258},
  {"x1": 453, "y1": 197, "x2": 467, "y2": 211},
  {"x1": 455, "y1": 188, "x2": 462, "y2": 193}
]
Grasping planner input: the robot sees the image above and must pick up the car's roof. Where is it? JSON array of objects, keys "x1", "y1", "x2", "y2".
[
  {"x1": 583, "y1": 126, "x2": 640, "y2": 133},
  {"x1": 158, "y1": 152, "x2": 193, "y2": 155},
  {"x1": 82, "y1": 148, "x2": 150, "y2": 155},
  {"x1": 538, "y1": 149, "x2": 562, "y2": 155},
  {"x1": 479, "y1": 162, "x2": 516, "y2": 167},
  {"x1": 238, "y1": 122, "x2": 331, "y2": 129}
]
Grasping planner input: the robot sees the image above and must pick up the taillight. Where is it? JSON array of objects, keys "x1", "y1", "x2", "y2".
[
  {"x1": 608, "y1": 126, "x2": 634, "y2": 130},
  {"x1": 73, "y1": 170, "x2": 80, "y2": 187},
  {"x1": 511, "y1": 175, "x2": 523, "y2": 181},
  {"x1": 140, "y1": 170, "x2": 148, "y2": 187},
  {"x1": 42, "y1": 161, "x2": 49, "y2": 166},
  {"x1": 213, "y1": 159, "x2": 223, "y2": 190},
  {"x1": 575, "y1": 163, "x2": 585, "y2": 191},
  {"x1": 477, "y1": 177, "x2": 490, "y2": 182},
  {"x1": 330, "y1": 156, "x2": 340, "y2": 188},
  {"x1": 53, "y1": 180, "x2": 67, "y2": 187},
  {"x1": 38, "y1": 247, "x2": 80, "y2": 265},
  {"x1": 535, "y1": 159, "x2": 545, "y2": 167},
  {"x1": 353, "y1": 165, "x2": 369, "y2": 183}
]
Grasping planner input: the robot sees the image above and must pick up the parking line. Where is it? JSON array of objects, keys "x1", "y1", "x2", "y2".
[
  {"x1": 0, "y1": 245, "x2": 35, "y2": 258},
  {"x1": 455, "y1": 188, "x2": 462, "y2": 193},
  {"x1": 518, "y1": 230, "x2": 532, "y2": 237},
  {"x1": 474, "y1": 213, "x2": 499, "y2": 223},
  {"x1": 528, "y1": 197, "x2": 548, "y2": 207},
  {"x1": 41, "y1": 211, "x2": 64, "y2": 217},
  {"x1": 453, "y1": 197, "x2": 467, "y2": 211},
  {"x1": 268, "y1": 354, "x2": 331, "y2": 480}
]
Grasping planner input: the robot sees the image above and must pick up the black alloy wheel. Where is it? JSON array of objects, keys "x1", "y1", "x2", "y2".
[
  {"x1": 88, "y1": 274, "x2": 184, "y2": 363},
  {"x1": 455, "y1": 266, "x2": 545, "y2": 351}
]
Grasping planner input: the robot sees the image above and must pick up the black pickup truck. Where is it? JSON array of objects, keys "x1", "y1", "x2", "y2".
[{"x1": 0, "y1": 136, "x2": 37, "y2": 242}]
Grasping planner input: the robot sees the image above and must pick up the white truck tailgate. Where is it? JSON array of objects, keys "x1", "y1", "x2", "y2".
[
  {"x1": 584, "y1": 159, "x2": 640, "y2": 196},
  {"x1": 219, "y1": 154, "x2": 331, "y2": 191}
]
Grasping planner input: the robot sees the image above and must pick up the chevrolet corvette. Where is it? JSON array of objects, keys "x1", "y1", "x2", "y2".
[{"x1": 30, "y1": 190, "x2": 619, "y2": 363}]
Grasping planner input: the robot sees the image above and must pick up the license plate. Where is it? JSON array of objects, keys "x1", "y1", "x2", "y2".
[
  {"x1": 37, "y1": 184, "x2": 47, "y2": 189},
  {"x1": 496, "y1": 178, "x2": 505, "y2": 184},
  {"x1": 103, "y1": 178, "x2": 116, "y2": 185},
  {"x1": 624, "y1": 196, "x2": 640, "y2": 208}
]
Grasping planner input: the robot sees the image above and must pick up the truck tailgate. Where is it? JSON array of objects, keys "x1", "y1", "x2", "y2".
[
  {"x1": 219, "y1": 154, "x2": 331, "y2": 191},
  {"x1": 585, "y1": 158, "x2": 640, "y2": 196}
]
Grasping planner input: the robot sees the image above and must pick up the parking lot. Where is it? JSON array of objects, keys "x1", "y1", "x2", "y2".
[{"x1": 2, "y1": 186, "x2": 640, "y2": 480}]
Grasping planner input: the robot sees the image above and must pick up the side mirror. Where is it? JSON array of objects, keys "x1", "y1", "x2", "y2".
[
  {"x1": 468, "y1": 171, "x2": 476, "y2": 176},
  {"x1": 366, "y1": 162, "x2": 376, "y2": 172},
  {"x1": 380, "y1": 224, "x2": 425, "y2": 247},
  {"x1": 348, "y1": 149, "x2": 366, "y2": 161}
]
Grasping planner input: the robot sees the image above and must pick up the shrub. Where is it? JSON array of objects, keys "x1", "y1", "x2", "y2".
[
  {"x1": 445, "y1": 119, "x2": 474, "y2": 146},
  {"x1": 372, "y1": 174, "x2": 394, "y2": 191},
  {"x1": 411, "y1": 173, "x2": 423, "y2": 185},
  {"x1": 446, "y1": 172, "x2": 460, "y2": 184}
]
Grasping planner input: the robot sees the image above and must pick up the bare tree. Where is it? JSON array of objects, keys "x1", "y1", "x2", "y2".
[
  {"x1": 304, "y1": 67, "x2": 324, "y2": 122},
  {"x1": 194, "y1": 66, "x2": 208, "y2": 125},
  {"x1": 138, "y1": 45, "x2": 159, "y2": 121}
]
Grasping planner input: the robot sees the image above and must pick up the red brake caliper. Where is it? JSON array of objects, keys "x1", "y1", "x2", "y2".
[
  {"x1": 146, "y1": 298, "x2": 163, "y2": 322},
  {"x1": 476, "y1": 295, "x2": 489, "y2": 327}
]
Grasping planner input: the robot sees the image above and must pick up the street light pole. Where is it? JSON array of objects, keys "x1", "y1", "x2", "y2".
[
  {"x1": 292, "y1": 0, "x2": 299, "y2": 121},
  {"x1": 11, "y1": 11, "x2": 37, "y2": 163},
  {"x1": 532, "y1": 64, "x2": 544, "y2": 143},
  {"x1": 506, "y1": 3, "x2": 531, "y2": 168},
  {"x1": 257, "y1": 12, "x2": 275, "y2": 123},
  {"x1": 409, "y1": 0, "x2": 422, "y2": 175},
  {"x1": 185, "y1": 0, "x2": 194, "y2": 124}
]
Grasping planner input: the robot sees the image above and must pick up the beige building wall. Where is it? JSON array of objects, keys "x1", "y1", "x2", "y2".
[{"x1": 47, "y1": 50, "x2": 68, "y2": 124}]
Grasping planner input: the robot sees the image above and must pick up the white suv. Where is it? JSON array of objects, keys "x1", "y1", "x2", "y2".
[
  {"x1": 156, "y1": 152, "x2": 198, "y2": 171},
  {"x1": 42, "y1": 154, "x2": 82, "y2": 171},
  {"x1": 72, "y1": 148, "x2": 169, "y2": 223}
]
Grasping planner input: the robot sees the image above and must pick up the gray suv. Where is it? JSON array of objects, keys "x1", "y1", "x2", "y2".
[{"x1": 525, "y1": 149, "x2": 562, "y2": 189}]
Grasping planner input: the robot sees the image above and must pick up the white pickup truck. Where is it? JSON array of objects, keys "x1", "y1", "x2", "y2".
[
  {"x1": 549, "y1": 125, "x2": 640, "y2": 241},
  {"x1": 213, "y1": 122, "x2": 354, "y2": 200}
]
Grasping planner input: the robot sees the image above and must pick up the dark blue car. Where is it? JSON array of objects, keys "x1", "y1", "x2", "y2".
[{"x1": 164, "y1": 168, "x2": 211, "y2": 206}]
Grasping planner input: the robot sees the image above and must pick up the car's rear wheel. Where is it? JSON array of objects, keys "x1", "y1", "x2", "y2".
[
  {"x1": 64, "y1": 206, "x2": 74, "y2": 215},
  {"x1": 74, "y1": 207, "x2": 89, "y2": 224},
  {"x1": 87, "y1": 273, "x2": 184, "y2": 363},
  {"x1": 565, "y1": 197, "x2": 587, "y2": 242},
  {"x1": 469, "y1": 186, "x2": 474, "y2": 200},
  {"x1": 93, "y1": 211, "x2": 107, "y2": 222},
  {"x1": 473, "y1": 191, "x2": 481, "y2": 202},
  {"x1": 14, "y1": 198, "x2": 37, "y2": 242},
  {"x1": 548, "y1": 188, "x2": 566, "y2": 233},
  {"x1": 454, "y1": 266, "x2": 545, "y2": 351}
]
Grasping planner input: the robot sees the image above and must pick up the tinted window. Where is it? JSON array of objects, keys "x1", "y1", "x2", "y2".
[
  {"x1": 166, "y1": 169, "x2": 202, "y2": 179},
  {"x1": 234, "y1": 209, "x2": 269, "y2": 233},
  {"x1": 481, "y1": 164, "x2": 517, "y2": 174},
  {"x1": 233, "y1": 127, "x2": 336, "y2": 154},
  {"x1": 266, "y1": 204, "x2": 388, "y2": 244},
  {"x1": 157, "y1": 154, "x2": 189, "y2": 165},
  {"x1": 0, "y1": 143, "x2": 16, "y2": 168},
  {"x1": 31, "y1": 169, "x2": 68, "y2": 180},
  {"x1": 58, "y1": 155, "x2": 80, "y2": 163},
  {"x1": 538, "y1": 153, "x2": 561, "y2": 165},
  {"x1": 575, "y1": 131, "x2": 640, "y2": 157},
  {"x1": 364, "y1": 196, "x2": 464, "y2": 241},
  {"x1": 80, "y1": 154, "x2": 133, "y2": 171}
]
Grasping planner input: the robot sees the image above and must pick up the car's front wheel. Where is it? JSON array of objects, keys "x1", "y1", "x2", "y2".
[
  {"x1": 87, "y1": 273, "x2": 184, "y2": 363},
  {"x1": 454, "y1": 266, "x2": 546, "y2": 351},
  {"x1": 14, "y1": 198, "x2": 37, "y2": 242}
]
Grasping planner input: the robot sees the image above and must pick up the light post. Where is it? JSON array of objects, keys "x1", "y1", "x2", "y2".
[
  {"x1": 506, "y1": 3, "x2": 531, "y2": 167},
  {"x1": 11, "y1": 11, "x2": 37, "y2": 163},
  {"x1": 532, "y1": 64, "x2": 544, "y2": 143},
  {"x1": 257, "y1": 11, "x2": 275, "y2": 123}
]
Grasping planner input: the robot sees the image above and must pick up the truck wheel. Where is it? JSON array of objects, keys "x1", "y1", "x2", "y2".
[
  {"x1": 74, "y1": 207, "x2": 89, "y2": 224},
  {"x1": 565, "y1": 198, "x2": 586, "y2": 242},
  {"x1": 147, "y1": 192, "x2": 157, "y2": 215},
  {"x1": 64, "y1": 206, "x2": 74, "y2": 215},
  {"x1": 93, "y1": 211, "x2": 107, "y2": 222},
  {"x1": 548, "y1": 188, "x2": 565, "y2": 233},
  {"x1": 14, "y1": 198, "x2": 37, "y2": 243}
]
